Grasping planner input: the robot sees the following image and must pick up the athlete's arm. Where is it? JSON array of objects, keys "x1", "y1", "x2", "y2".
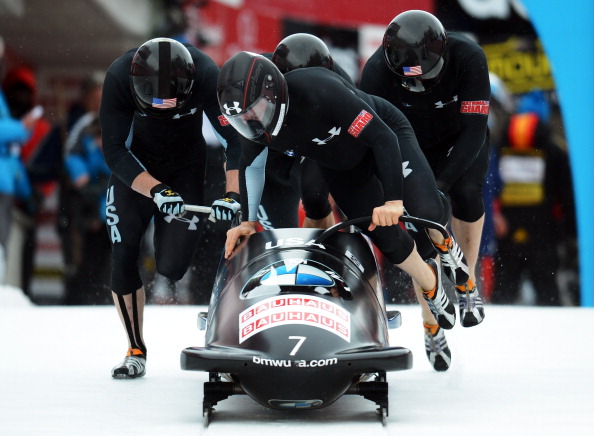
[
  {"x1": 320, "y1": 77, "x2": 405, "y2": 202},
  {"x1": 435, "y1": 48, "x2": 490, "y2": 191},
  {"x1": 223, "y1": 140, "x2": 266, "y2": 258},
  {"x1": 240, "y1": 140, "x2": 268, "y2": 222},
  {"x1": 100, "y1": 56, "x2": 147, "y2": 189}
]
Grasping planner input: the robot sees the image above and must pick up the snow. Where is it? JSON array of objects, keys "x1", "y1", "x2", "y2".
[{"x1": 1, "y1": 284, "x2": 593, "y2": 435}]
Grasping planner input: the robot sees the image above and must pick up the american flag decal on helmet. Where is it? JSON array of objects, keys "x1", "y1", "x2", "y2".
[
  {"x1": 403, "y1": 66, "x2": 422, "y2": 76},
  {"x1": 152, "y1": 97, "x2": 177, "y2": 108}
]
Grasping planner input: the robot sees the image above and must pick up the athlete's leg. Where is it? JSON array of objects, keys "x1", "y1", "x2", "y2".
[
  {"x1": 112, "y1": 287, "x2": 146, "y2": 354},
  {"x1": 106, "y1": 175, "x2": 154, "y2": 378},
  {"x1": 153, "y1": 165, "x2": 207, "y2": 281},
  {"x1": 447, "y1": 142, "x2": 489, "y2": 326},
  {"x1": 300, "y1": 158, "x2": 334, "y2": 229},
  {"x1": 321, "y1": 160, "x2": 455, "y2": 330},
  {"x1": 451, "y1": 214, "x2": 484, "y2": 286}
]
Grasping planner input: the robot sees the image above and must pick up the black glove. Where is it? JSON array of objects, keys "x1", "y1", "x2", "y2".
[
  {"x1": 150, "y1": 183, "x2": 185, "y2": 216},
  {"x1": 209, "y1": 192, "x2": 240, "y2": 221}
]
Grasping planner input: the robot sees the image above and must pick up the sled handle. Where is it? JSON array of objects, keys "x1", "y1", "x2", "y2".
[
  {"x1": 400, "y1": 215, "x2": 450, "y2": 238},
  {"x1": 185, "y1": 204, "x2": 243, "y2": 225},
  {"x1": 185, "y1": 205, "x2": 212, "y2": 214},
  {"x1": 314, "y1": 216, "x2": 371, "y2": 244},
  {"x1": 313, "y1": 214, "x2": 451, "y2": 244}
]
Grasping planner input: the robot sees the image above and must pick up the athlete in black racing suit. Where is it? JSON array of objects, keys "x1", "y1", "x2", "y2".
[
  {"x1": 218, "y1": 52, "x2": 464, "y2": 371},
  {"x1": 360, "y1": 10, "x2": 488, "y2": 330},
  {"x1": 252, "y1": 34, "x2": 353, "y2": 230},
  {"x1": 100, "y1": 38, "x2": 241, "y2": 378}
]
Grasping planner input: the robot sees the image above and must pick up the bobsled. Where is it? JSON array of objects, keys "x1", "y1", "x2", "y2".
[{"x1": 181, "y1": 216, "x2": 444, "y2": 424}]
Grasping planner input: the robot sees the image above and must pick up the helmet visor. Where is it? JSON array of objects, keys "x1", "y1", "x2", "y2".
[
  {"x1": 401, "y1": 57, "x2": 444, "y2": 93},
  {"x1": 225, "y1": 95, "x2": 286, "y2": 143}
]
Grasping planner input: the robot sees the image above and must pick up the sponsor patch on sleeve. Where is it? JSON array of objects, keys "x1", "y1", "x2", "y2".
[
  {"x1": 347, "y1": 110, "x2": 373, "y2": 138},
  {"x1": 460, "y1": 100, "x2": 489, "y2": 115},
  {"x1": 218, "y1": 114, "x2": 230, "y2": 126}
]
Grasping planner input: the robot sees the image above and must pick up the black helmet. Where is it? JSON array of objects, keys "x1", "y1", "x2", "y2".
[
  {"x1": 217, "y1": 52, "x2": 288, "y2": 145},
  {"x1": 130, "y1": 37, "x2": 195, "y2": 119},
  {"x1": 271, "y1": 33, "x2": 334, "y2": 73},
  {"x1": 382, "y1": 10, "x2": 447, "y2": 92}
]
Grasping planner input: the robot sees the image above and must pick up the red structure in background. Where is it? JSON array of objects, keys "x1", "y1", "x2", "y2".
[{"x1": 192, "y1": 0, "x2": 434, "y2": 65}]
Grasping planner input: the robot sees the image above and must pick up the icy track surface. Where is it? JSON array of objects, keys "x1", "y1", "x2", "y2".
[{"x1": 1, "y1": 285, "x2": 593, "y2": 436}]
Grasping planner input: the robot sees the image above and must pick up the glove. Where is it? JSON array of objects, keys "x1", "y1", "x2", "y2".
[
  {"x1": 210, "y1": 192, "x2": 240, "y2": 221},
  {"x1": 150, "y1": 183, "x2": 185, "y2": 216}
]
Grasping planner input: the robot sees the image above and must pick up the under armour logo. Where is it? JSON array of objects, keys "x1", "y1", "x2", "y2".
[
  {"x1": 223, "y1": 101, "x2": 242, "y2": 115},
  {"x1": 164, "y1": 214, "x2": 200, "y2": 230},
  {"x1": 435, "y1": 95, "x2": 458, "y2": 108},
  {"x1": 312, "y1": 126, "x2": 341, "y2": 145},
  {"x1": 402, "y1": 161, "x2": 412, "y2": 178},
  {"x1": 172, "y1": 107, "x2": 198, "y2": 119}
]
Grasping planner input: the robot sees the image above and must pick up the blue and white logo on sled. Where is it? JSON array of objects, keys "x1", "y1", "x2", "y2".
[
  {"x1": 261, "y1": 259, "x2": 334, "y2": 286},
  {"x1": 239, "y1": 259, "x2": 352, "y2": 344},
  {"x1": 240, "y1": 258, "x2": 352, "y2": 300}
]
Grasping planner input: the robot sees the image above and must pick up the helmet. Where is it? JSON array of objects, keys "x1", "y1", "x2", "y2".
[
  {"x1": 271, "y1": 33, "x2": 333, "y2": 73},
  {"x1": 217, "y1": 52, "x2": 288, "y2": 145},
  {"x1": 382, "y1": 10, "x2": 447, "y2": 92},
  {"x1": 130, "y1": 37, "x2": 195, "y2": 119}
]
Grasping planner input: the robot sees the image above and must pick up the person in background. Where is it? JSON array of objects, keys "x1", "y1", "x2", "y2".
[
  {"x1": 477, "y1": 72, "x2": 514, "y2": 302},
  {"x1": 56, "y1": 71, "x2": 105, "y2": 304},
  {"x1": 100, "y1": 37, "x2": 241, "y2": 379},
  {"x1": 491, "y1": 90, "x2": 577, "y2": 306},
  {"x1": 0, "y1": 36, "x2": 36, "y2": 285},
  {"x1": 2, "y1": 66, "x2": 59, "y2": 297},
  {"x1": 63, "y1": 116, "x2": 111, "y2": 304},
  {"x1": 360, "y1": 10, "x2": 488, "y2": 327}
]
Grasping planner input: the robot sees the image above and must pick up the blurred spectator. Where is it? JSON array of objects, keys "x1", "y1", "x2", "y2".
[
  {"x1": 478, "y1": 72, "x2": 514, "y2": 302},
  {"x1": 62, "y1": 116, "x2": 111, "y2": 304},
  {"x1": 491, "y1": 90, "x2": 578, "y2": 306},
  {"x1": 0, "y1": 36, "x2": 36, "y2": 285},
  {"x1": 55, "y1": 71, "x2": 104, "y2": 303},
  {"x1": 2, "y1": 66, "x2": 60, "y2": 296}
]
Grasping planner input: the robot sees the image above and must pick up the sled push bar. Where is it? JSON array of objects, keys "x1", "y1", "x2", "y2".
[
  {"x1": 185, "y1": 204, "x2": 212, "y2": 214},
  {"x1": 314, "y1": 214, "x2": 451, "y2": 245}
]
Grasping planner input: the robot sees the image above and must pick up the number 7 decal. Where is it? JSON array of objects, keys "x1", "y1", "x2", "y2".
[{"x1": 288, "y1": 336, "x2": 306, "y2": 356}]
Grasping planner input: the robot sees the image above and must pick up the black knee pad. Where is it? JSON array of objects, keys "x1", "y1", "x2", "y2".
[
  {"x1": 111, "y1": 261, "x2": 143, "y2": 296},
  {"x1": 414, "y1": 234, "x2": 437, "y2": 261},
  {"x1": 155, "y1": 259, "x2": 189, "y2": 282},
  {"x1": 367, "y1": 226, "x2": 415, "y2": 265},
  {"x1": 450, "y1": 185, "x2": 484, "y2": 222}
]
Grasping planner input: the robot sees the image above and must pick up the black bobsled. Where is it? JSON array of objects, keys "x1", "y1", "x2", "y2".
[{"x1": 181, "y1": 216, "x2": 446, "y2": 424}]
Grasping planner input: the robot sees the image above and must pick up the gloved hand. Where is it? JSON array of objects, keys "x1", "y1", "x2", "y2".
[
  {"x1": 210, "y1": 192, "x2": 240, "y2": 221},
  {"x1": 150, "y1": 183, "x2": 185, "y2": 216}
]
